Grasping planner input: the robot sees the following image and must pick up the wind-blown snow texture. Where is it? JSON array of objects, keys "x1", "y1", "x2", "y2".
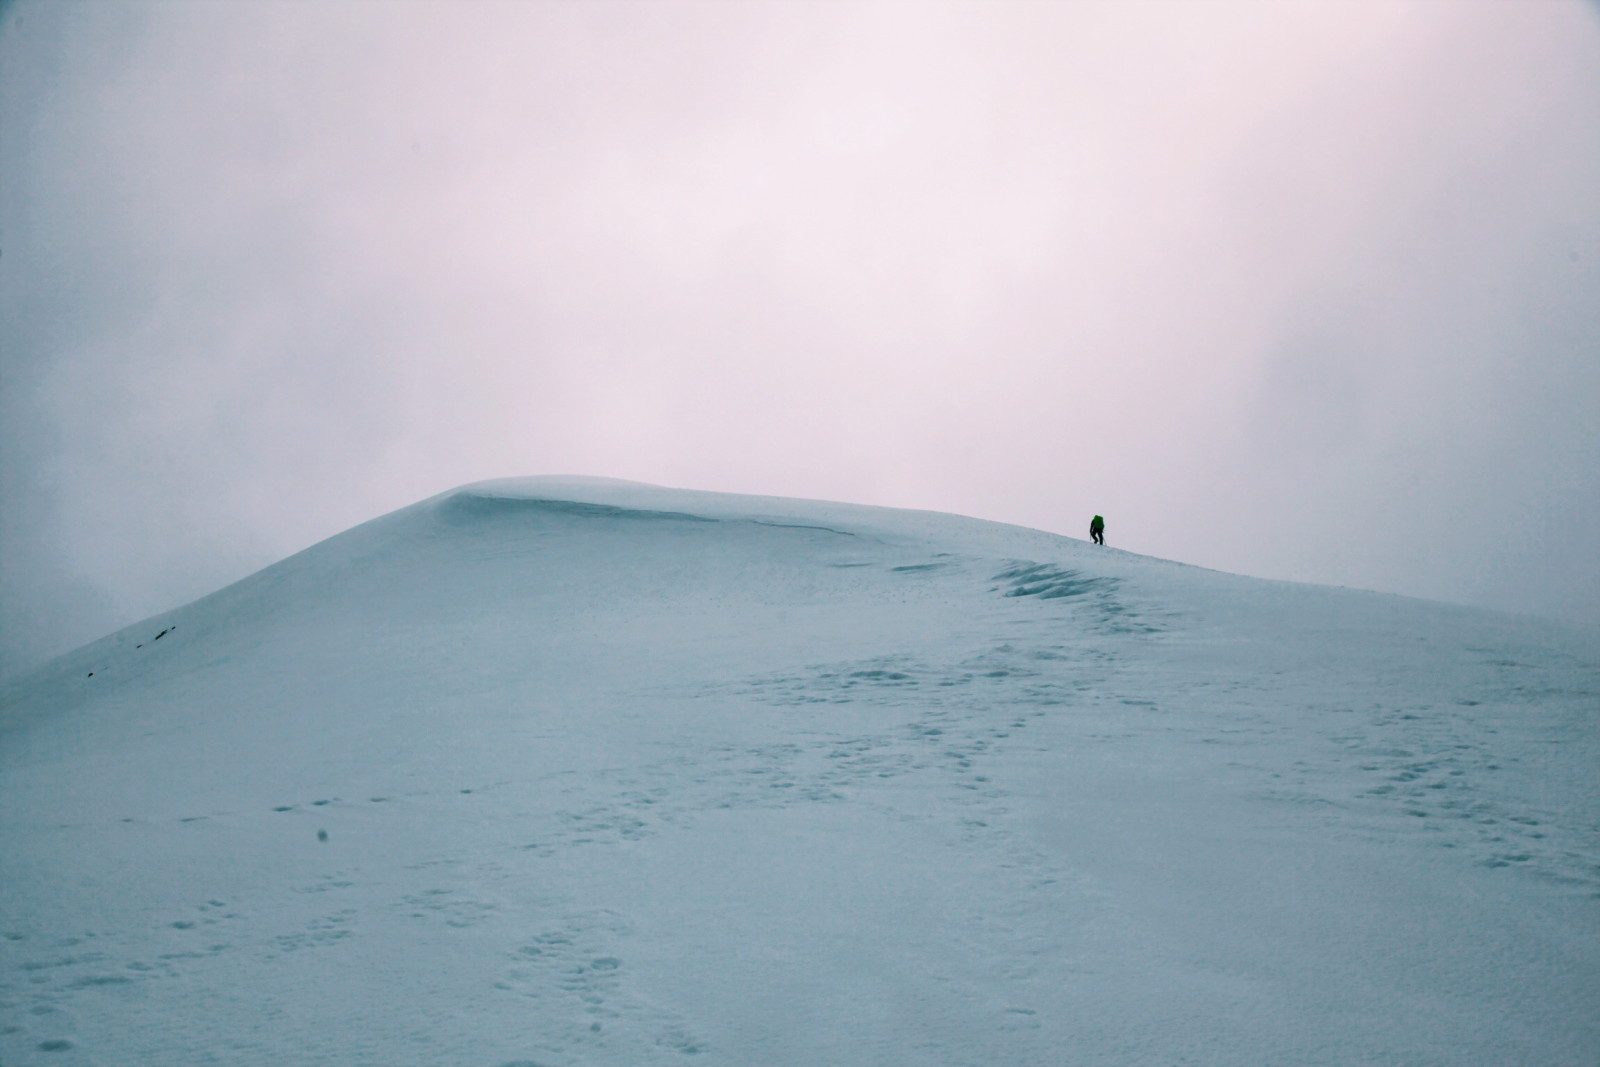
[{"x1": 2, "y1": 477, "x2": 1597, "y2": 1065}]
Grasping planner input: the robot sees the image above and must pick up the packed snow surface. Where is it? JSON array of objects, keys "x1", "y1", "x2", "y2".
[{"x1": 2, "y1": 477, "x2": 1597, "y2": 1065}]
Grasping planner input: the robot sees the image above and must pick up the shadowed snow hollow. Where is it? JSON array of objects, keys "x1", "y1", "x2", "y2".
[{"x1": 2, "y1": 477, "x2": 1597, "y2": 1065}]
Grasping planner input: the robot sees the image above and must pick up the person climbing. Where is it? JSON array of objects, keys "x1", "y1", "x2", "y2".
[{"x1": 1089, "y1": 514, "x2": 1105, "y2": 545}]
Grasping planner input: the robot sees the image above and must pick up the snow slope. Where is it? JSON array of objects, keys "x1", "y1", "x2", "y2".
[{"x1": 2, "y1": 477, "x2": 1597, "y2": 1065}]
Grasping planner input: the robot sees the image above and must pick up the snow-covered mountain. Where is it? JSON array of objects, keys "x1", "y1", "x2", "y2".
[{"x1": 3, "y1": 477, "x2": 1596, "y2": 1066}]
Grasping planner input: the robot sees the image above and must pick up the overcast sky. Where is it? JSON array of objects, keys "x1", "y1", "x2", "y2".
[{"x1": 2, "y1": 0, "x2": 1598, "y2": 677}]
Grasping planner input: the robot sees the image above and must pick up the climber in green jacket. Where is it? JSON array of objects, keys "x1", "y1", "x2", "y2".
[{"x1": 1089, "y1": 515, "x2": 1105, "y2": 546}]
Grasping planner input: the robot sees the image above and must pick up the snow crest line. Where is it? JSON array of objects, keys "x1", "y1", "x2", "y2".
[{"x1": 2, "y1": 481, "x2": 1597, "y2": 1065}]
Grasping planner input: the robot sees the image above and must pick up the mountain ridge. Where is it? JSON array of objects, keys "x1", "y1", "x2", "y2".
[{"x1": 2, "y1": 478, "x2": 1596, "y2": 1064}]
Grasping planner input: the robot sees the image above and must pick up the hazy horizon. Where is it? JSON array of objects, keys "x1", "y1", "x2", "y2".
[{"x1": 3, "y1": 0, "x2": 1598, "y2": 676}]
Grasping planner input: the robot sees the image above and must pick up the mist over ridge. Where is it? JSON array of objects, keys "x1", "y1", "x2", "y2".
[{"x1": 2, "y1": 0, "x2": 1598, "y2": 680}]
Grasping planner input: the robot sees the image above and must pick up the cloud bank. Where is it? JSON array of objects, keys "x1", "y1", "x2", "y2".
[{"x1": 3, "y1": 0, "x2": 1598, "y2": 674}]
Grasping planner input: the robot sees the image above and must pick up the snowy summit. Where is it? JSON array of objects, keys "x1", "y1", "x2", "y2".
[{"x1": 2, "y1": 477, "x2": 1597, "y2": 1064}]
